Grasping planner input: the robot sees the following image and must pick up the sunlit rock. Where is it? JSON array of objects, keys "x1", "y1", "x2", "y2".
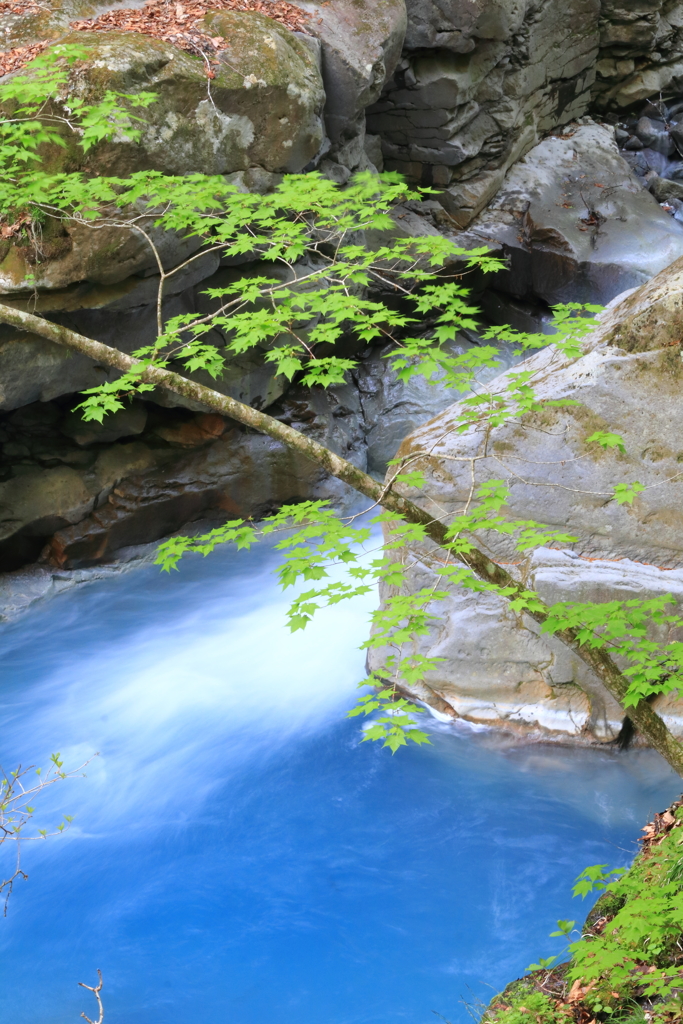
[{"x1": 368, "y1": 256, "x2": 683, "y2": 744}]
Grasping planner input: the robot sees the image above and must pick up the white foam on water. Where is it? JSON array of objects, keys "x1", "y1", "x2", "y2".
[{"x1": 1, "y1": 545, "x2": 378, "y2": 847}]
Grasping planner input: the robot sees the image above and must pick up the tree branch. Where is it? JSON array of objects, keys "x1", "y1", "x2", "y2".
[{"x1": 3, "y1": 302, "x2": 682, "y2": 775}]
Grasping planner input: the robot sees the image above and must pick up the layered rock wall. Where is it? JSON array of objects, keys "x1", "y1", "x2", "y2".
[
  {"x1": 593, "y1": 0, "x2": 683, "y2": 109},
  {"x1": 364, "y1": 0, "x2": 683, "y2": 226},
  {"x1": 367, "y1": 0, "x2": 599, "y2": 221}
]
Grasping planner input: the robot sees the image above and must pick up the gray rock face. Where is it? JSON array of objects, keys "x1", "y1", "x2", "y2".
[
  {"x1": 367, "y1": 0, "x2": 599, "y2": 222},
  {"x1": 592, "y1": 0, "x2": 683, "y2": 110},
  {"x1": 404, "y1": 0, "x2": 497, "y2": 51},
  {"x1": 289, "y1": 0, "x2": 406, "y2": 173},
  {"x1": 354, "y1": 336, "x2": 524, "y2": 473},
  {"x1": 466, "y1": 121, "x2": 683, "y2": 305},
  {"x1": 368, "y1": 257, "x2": 683, "y2": 742},
  {"x1": 0, "y1": 254, "x2": 297, "y2": 413},
  {"x1": 60, "y1": 400, "x2": 148, "y2": 446},
  {"x1": 361, "y1": 0, "x2": 683, "y2": 229},
  {"x1": 0, "y1": 395, "x2": 362, "y2": 571},
  {"x1": 0, "y1": 320, "x2": 528, "y2": 572}
]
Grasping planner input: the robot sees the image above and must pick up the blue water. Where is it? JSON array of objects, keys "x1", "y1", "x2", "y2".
[{"x1": 0, "y1": 539, "x2": 680, "y2": 1024}]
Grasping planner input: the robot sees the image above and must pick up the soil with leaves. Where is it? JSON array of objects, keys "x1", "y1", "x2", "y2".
[
  {"x1": 0, "y1": 0, "x2": 311, "y2": 77},
  {"x1": 484, "y1": 800, "x2": 683, "y2": 1024}
]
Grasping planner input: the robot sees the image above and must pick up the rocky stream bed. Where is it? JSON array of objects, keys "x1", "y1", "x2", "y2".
[{"x1": 4, "y1": 0, "x2": 683, "y2": 747}]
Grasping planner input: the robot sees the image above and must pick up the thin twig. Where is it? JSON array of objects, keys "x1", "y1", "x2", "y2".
[{"x1": 79, "y1": 970, "x2": 104, "y2": 1024}]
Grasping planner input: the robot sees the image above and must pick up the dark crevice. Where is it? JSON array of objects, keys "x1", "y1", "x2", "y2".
[{"x1": 614, "y1": 693, "x2": 658, "y2": 749}]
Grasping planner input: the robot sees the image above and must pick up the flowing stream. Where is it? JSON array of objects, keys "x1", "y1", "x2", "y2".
[{"x1": 1, "y1": 538, "x2": 681, "y2": 1024}]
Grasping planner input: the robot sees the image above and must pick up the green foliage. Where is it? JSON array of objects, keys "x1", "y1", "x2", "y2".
[
  {"x1": 526, "y1": 956, "x2": 558, "y2": 972},
  {"x1": 485, "y1": 988, "x2": 563, "y2": 1024},
  {"x1": 613, "y1": 482, "x2": 646, "y2": 506},
  {"x1": 573, "y1": 865, "x2": 628, "y2": 899},
  {"x1": 586, "y1": 430, "x2": 627, "y2": 454},
  {"x1": 541, "y1": 596, "x2": 683, "y2": 706},
  {"x1": 1, "y1": 753, "x2": 92, "y2": 911},
  {"x1": 491, "y1": 827, "x2": 683, "y2": 1024},
  {"x1": 550, "y1": 920, "x2": 576, "y2": 937},
  {"x1": 566, "y1": 832, "x2": 683, "y2": 1016}
]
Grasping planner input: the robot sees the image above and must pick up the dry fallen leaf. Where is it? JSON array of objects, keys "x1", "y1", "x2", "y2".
[
  {"x1": 0, "y1": 39, "x2": 49, "y2": 77},
  {"x1": 568, "y1": 980, "x2": 584, "y2": 1003}
]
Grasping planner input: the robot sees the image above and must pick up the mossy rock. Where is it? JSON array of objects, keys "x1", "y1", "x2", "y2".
[
  {"x1": 584, "y1": 890, "x2": 627, "y2": 929},
  {"x1": 12, "y1": 19, "x2": 324, "y2": 177},
  {"x1": 0, "y1": 204, "x2": 211, "y2": 292},
  {"x1": 0, "y1": 15, "x2": 325, "y2": 290}
]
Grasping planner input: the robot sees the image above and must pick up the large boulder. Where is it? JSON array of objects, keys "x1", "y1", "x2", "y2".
[
  {"x1": 368, "y1": 257, "x2": 683, "y2": 744},
  {"x1": 0, "y1": 16, "x2": 324, "y2": 291},
  {"x1": 0, "y1": 0, "x2": 98, "y2": 51},
  {"x1": 464, "y1": 120, "x2": 683, "y2": 305},
  {"x1": 7, "y1": 19, "x2": 325, "y2": 178},
  {"x1": 0, "y1": 219, "x2": 218, "y2": 295}
]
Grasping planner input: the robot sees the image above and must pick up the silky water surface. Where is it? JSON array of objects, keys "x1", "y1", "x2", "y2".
[{"x1": 0, "y1": 538, "x2": 680, "y2": 1024}]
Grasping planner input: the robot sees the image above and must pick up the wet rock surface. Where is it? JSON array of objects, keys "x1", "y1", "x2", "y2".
[
  {"x1": 465, "y1": 120, "x2": 683, "y2": 305},
  {"x1": 0, "y1": 393, "x2": 339, "y2": 571}
]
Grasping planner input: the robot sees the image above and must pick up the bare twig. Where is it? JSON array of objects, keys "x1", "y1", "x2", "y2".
[
  {"x1": 0, "y1": 754, "x2": 96, "y2": 914},
  {"x1": 79, "y1": 970, "x2": 104, "y2": 1024}
]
